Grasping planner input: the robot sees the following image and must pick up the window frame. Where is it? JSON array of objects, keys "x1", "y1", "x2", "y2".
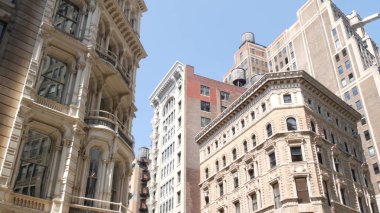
[
  {"x1": 200, "y1": 101, "x2": 211, "y2": 112},
  {"x1": 200, "y1": 85, "x2": 210, "y2": 96}
]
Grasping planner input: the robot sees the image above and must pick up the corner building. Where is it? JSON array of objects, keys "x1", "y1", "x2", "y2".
[
  {"x1": 197, "y1": 71, "x2": 377, "y2": 213},
  {"x1": 0, "y1": 0, "x2": 147, "y2": 212},
  {"x1": 149, "y1": 62, "x2": 245, "y2": 213},
  {"x1": 224, "y1": 0, "x2": 380, "y2": 206}
]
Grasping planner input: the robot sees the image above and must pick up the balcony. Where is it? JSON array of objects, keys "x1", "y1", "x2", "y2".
[
  {"x1": 85, "y1": 110, "x2": 134, "y2": 149},
  {"x1": 12, "y1": 192, "x2": 52, "y2": 212},
  {"x1": 140, "y1": 187, "x2": 149, "y2": 198},
  {"x1": 141, "y1": 172, "x2": 150, "y2": 182},
  {"x1": 95, "y1": 45, "x2": 132, "y2": 88}
]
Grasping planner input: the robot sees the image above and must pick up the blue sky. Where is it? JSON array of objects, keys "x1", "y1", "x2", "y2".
[{"x1": 132, "y1": 0, "x2": 380, "y2": 152}]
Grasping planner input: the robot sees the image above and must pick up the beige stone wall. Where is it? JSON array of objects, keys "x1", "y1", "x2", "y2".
[{"x1": 198, "y1": 72, "x2": 376, "y2": 213}]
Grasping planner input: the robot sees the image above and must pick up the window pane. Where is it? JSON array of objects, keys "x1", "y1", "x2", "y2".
[
  {"x1": 53, "y1": 0, "x2": 79, "y2": 35},
  {"x1": 201, "y1": 101, "x2": 210, "y2": 112},
  {"x1": 14, "y1": 130, "x2": 52, "y2": 198},
  {"x1": 291, "y1": 147, "x2": 303, "y2": 162},
  {"x1": 220, "y1": 91, "x2": 230, "y2": 101},
  {"x1": 201, "y1": 85, "x2": 210, "y2": 96},
  {"x1": 286, "y1": 118, "x2": 297, "y2": 131},
  {"x1": 38, "y1": 56, "x2": 68, "y2": 103},
  {"x1": 283, "y1": 94, "x2": 292, "y2": 103}
]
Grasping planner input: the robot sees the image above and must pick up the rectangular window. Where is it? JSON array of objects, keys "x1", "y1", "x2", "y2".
[
  {"x1": 335, "y1": 54, "x2": 340, "y2": 62},
  {"x1": 355, "y1": 100, "x2": 363, "y2": 110},
  {"x1": 283, "y1": 94, "x2": 292, "y2": 103},
  {"x1": 373, "y1": 163, "x2": 380, "y2": 174},
  {"x1": 369, "y1": 146, "x2": 375, "y2": 157},
  {"x1": 342, "y1": 48, "x2": 347, "y2": 57},
  {"x1": 177, "y1": 191, "x2": 181, "y2": 204},
  {"x1": 348, "y1": 73, "x2": 355, "y2": 83},
  {"x1": 54, "y1": 0, "x2": 80, "y2": 35},
  {"x1": 269, "y1": 152, "x2": 276, "y2": 168},
  {"x1": 363, "y1": 129, "x2": 373, "y2": 143},
  {"x1": 323, "y1": 180, "x2": 331, "y2": 206},
  {"x1": 291, "y1": 147, "x2": 303, "y2": 162},
  {"x1": 352, "y1": 86, "x2": 359, "y2": 96},
  {"x1": 340, "y1": 188, "x2": 347, "y2": 205},
  {"x1": 233, "y1": 173, "x2": 239, "y2": 189},
  {"x1": 219, "y1": 182, "x2": 224, "y2": 196},
  {"x1": 201, "y1": 117, "x2": 211, "y2": 127},
  {"x1": 200, "y1": 101, "x2": 210, "y2": 112},
  {"x1": 273, "y1": 183, "x2": 281, "y2": 209},
  {"x1": 177, "y1": 171, "x2": 181, "y2": 183},
  {"x1": 0, "y1": 21, "x2": 6, "y2": 42},
  {"x1": 344, "y1": 91, "x2": 350, "y2": 101},
  {"x1": 341, "y1": 78, "x2": 347, "y2": 87},
  {"x1": 317, "y1": 146, "x2": 323, "y2": 164},
  {"x1": 261, "y1": 103, "x2": 266, "y2": 112},
  {"x1": 295, "y1": 177, "x2": 310, "y2": 203},
  {"x1": 251, "y1": 193, "x2": 258, "y2": 211},
  {"x1": 338, "y1": 65, "x2": 344, "y2": 74},
  {"x1": 234, "y1": 201, "x2": 240, "y2": 213},
  {"x1": 334, "y1": 157, "x2": 340, "y2": 172},
  {"x1": 200, "y1": 85, "x2": 210, "y2": 96},
  {"x1": 220, "y1": 91, "x2": 230, "y2": 101},
  {"x1": 345, "y1": 60, "x2": 351, "y2": 69},
  {"x1": 351, "y1": 169, "x2": 357, "y2": 182}
]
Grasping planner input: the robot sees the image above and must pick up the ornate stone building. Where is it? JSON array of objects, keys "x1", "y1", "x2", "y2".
[
  {"x1": 197, "y1": 71, "x2": 377, "y2": 213},
  {"x1": 224, "y1": 0, "x2": 380, "y2": 205},
  {"x1": 148, "y1": 62, "x2": 245, "y2": 213},
  {"x1": 0, "y1": 0, "x2": 146, "y2": 212}
]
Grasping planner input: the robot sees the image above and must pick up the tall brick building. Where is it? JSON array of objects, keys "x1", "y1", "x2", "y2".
[
  {"x1": 148, "y1": 62, "x2": 245, "y2": 213},
  {"x1": 224, "y1": 0, "x2": 380, "y2": 205}
]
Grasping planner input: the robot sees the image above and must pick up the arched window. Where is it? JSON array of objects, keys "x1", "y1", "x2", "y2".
[
  {"x1": 311, "y1": 121, "x2": 316, "y2": 132},
  {"x1": 252, "y1": 134, "x2": 257, "y2": 147},
  {"x1": 243, "y1": 141, "x2": 248, "y2": 152},
  {"x1": 232, "y1": 148, "x2": 237, "y2": 160},
  {"x1": 85, "y1": 147, "x2": 101, "y2": 206},
  {"x1": 251, "y1": 111, "x2": 255, "y2": 120},
  {"x1": 205, "y1": 168, "x2": 209, "y2": 179},
  {"x1": 14, "y1": 130, "x2": 52, "y2": 198},
  {"x1": 286, "y1": 117, "x2": 297, "y2": 131},
  {"x1": 215, "y1": 161, "x2": 219, "y2": 172},
  {"x1": 241, "y1": 119, "x2": 245, "y2": 128},
  {"x1": 266, "y1": 124, "x2": 273, "y2": 137},
  {"x1": 38, "y1": 56, "x2": 68, "y2": 104},
  {"x1": 222, "y1": 156, "x2": 226, "y2": 167}
]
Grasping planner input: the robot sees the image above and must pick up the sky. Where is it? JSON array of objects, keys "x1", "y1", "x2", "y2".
[{"x1": 132, "y1": 0, "x2": 380, "y2": 153}]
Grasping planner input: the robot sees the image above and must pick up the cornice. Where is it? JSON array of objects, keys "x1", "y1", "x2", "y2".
[
  {"x1": 195, "y1": 70, "x2": 361, "y2": 145},
  {"x1": 149, "y1": 61, "x2": 184, "y2": 105}
]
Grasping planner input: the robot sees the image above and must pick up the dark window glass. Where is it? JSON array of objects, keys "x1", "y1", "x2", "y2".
[
  {"x1": 316, "y1": 146, "x2": 323, "y2": 164},
  {"x1": 364, "y1": 130, "x2": 371, "y2": 141},
  {"x1": 266, "y1": 124, "x2": 273, "y2": 137},
  {"x1": 311, "y1": 121, "x2": 316, "y2": 132},
  {"x1": 220, "y1": 91, "x2": 230, "y2": 101},
  {"x1": 243, "y1": 141, "x2": 248, "y2": 152},
  {"x1": 291, "y1": 147, "x2": 302, "y2": 162},
  {"x1": 0, "y1": 21, "x2": 6, "y2": 42},
  {"x1": 273, "y1": 183, "x2": 281, "y2": 209},
  {"x1": 373, "y1": 163, "x2": 380, "y2": 174},
  {"x1": 286, "y1": 117, "x2": 297, "y2": 131},
  {"x1": 201, "y1": 101, "x2": 210, "y2": 112},
  {"x1": 340, "y1": 188, "x2": 347, "y2": 205},
  {"x1": 323, "y1": 180, "x2": 331, "y2": 206},
  {"x1": 283, "y1": 94, "x2": 292, "y2": 103},
  {"x1": 269, "y1": 152, "x2": 276, "y2": 168},
  {"x1": 232, "y1": 148, "x2": 237, "y2": 160}
]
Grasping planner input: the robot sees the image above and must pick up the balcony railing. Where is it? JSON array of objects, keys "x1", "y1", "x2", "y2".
[
  {"x1": 35, "y1": 95, "x2": 70, "y2": 114},
  {"x1": 12, "y1": 192, "x2": 52, "y2": 212},
  {"x1": 85, "y1": 110, "x2": 134, "y2": 148},
  {"x1": 70, "y1": 195, "x2": 130, "y2": 213},
  {"x1": 95, "y1": 45, "x2": 132, "y2": 87}
]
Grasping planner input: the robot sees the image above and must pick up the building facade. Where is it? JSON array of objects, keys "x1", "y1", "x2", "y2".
[
  {"x1": 0, "y1": 0, "x2": 147, "y2": 212},
  {"x1": 224, "y1": 0, "x2": 380, "y2": 205},
  {"x1": 197, "y1": 71, "x2": 377, "y2": 213},
  {"x1": 148, "y1": 62, "x2": 245, "y2": 213},
  {"x1": 129, "y1": 147, "x2": 150, "y2": 213}
]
